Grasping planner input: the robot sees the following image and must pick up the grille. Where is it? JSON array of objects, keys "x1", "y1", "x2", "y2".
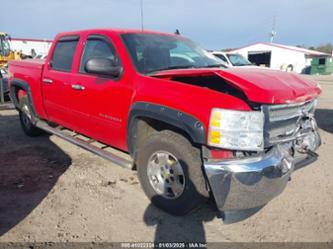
[{"x1": 262, "y1": 99, "x2": 317, "y2": 146}]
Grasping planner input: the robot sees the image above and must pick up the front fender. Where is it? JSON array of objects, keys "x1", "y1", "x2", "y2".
[{"x1": 127, "y1": 102, "x2": 206, "y2": 155}]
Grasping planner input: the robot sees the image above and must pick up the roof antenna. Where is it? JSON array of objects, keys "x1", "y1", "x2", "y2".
[
  {"x1": 270, "y1": 16, "x2": 277, "y2": 43},
  {"x1": 174, "y1": 29, "x2": 181, "y2": 35},
  {"x1": 140, "y1": 0, "x2": 144, "y2": 31}
]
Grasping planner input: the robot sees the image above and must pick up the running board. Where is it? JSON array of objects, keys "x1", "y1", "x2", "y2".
[{"x1": 35, "y1": 120, "x2": 133, "y2": 169}]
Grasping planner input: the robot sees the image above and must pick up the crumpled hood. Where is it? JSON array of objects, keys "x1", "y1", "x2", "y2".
[
  {"x1": 218, "y1": 68, "x2": 321, "y2": 104},
  {"x1": 153, "y1": 68, "x2": 321, "y2": 104}
]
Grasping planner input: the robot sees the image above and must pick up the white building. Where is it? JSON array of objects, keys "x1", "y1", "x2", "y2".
[
  {"x1": 230, "y1": 42, "x2": 330, "y2": 73},
  {"x1": 10, "y1": 38, "x2": 53, "y2": 57}
]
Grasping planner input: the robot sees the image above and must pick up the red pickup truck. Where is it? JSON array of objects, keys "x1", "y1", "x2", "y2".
[{"x1": 8, "y1": 29, "x2": 321, "y2": 219}]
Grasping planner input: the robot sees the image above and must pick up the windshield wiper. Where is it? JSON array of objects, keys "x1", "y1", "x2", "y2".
[
  {"x1": 235, "y1": 63, "x2": 252, "y2": 66},
  {"x1": 147, "y1": 63, "x2": 227, "y2": 74},
  {"x1": 201, "y1": 64, "x2": 227, "y2": 68},
  {"x1": 147, "y1": 65, "x2": 195, "y2": 74}
]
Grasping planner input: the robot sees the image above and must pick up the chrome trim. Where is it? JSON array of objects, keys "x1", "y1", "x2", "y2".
[
  {"x1": 71, "y1": 84, "x2": 85, "y2": 90},
  {"x1": 266, "y1": 100, "x2": 316, "y2": 122},
  {"x1": 42, "y1": 78, "x2": 53, "y2": 84},
  {"x1": 262, "y1": 99, "x2": 317, "y2": 147},
  {"x1": 35, "y1": 120, "x2": 133, "y2": 169},
  {"x1": 204, "y1": 144, "x2": 293, "y2": 211},
  {"x1": 204, "y1": 131, "x2": 320, "y2": 212},
  {"x1": 268, "y1": 130, "x2": 312, "y2": 145},
  {"x1": 147, "y1": 151, "x2": 186, "y2": 199}
]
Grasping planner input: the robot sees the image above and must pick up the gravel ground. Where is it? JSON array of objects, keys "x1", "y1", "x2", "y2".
[{"x1": 0, "y1": 76, "x2": 332, "y2": 243}]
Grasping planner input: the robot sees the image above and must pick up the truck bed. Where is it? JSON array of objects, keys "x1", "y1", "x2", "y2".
[
  {"x1": 9, "y1": 59, "x2": 45, "y2": 81},
  {"x1": 10, "y1": 59, "x2": 45, "y2": 70},
  {"x1": 9, "y1": 59, "x2": 46, "y2": 117}
]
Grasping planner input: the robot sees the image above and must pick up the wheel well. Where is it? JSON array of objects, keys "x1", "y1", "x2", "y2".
[
  {"x1": 10, "y1": 83, "x2": 37, "y2": 119},
  {"x1": 11, "y1": 86, "x2": 28, "y2": 110},
  {"x1": 15, "y1": 87, "x2": 27, "y2": 101},
  {"x1": 129, "y1": 117, "x2": 197, "y2": 159}
]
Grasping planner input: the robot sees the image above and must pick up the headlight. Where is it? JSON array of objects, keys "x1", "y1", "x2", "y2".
[{"x1": 208, "y1": 108, "x2": 264, "y2": 151}]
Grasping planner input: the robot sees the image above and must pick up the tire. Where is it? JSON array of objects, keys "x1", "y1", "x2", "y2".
[
  {"x1": 136, "y1": 130, "x2": 208, "y2": 216},
  {"x1": 287, "y1": 64, "x2": 294, "y2": 72},
  {"x1": 19, "y1": 95, "x2": 42, "y2": 136}
]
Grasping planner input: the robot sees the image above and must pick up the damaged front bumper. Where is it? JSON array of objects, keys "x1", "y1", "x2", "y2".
[{"x1": 204, "y1": 131, "x2": 321, "y2": 213}]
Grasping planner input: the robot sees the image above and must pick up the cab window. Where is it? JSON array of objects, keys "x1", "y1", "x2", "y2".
[
  {"x1": 51, "y1": 37, "x2": 79, "y2": 72},
  {"x1": 80, "y1": 37, "x2": 121, "y2": 73}
]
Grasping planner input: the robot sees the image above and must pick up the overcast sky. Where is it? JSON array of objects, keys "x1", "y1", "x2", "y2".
[{"x1": 3, "y1": 0, "x2": 332, "y2": 50}]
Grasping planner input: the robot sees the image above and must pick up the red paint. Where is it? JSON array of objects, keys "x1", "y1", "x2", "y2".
[
  {"x1": 17, "y1": 89, "x2": 27, "y2": 99},
  {"x1": 209, "y1": 148, "x2": 234, "y2": 160},
  {"x1": 8, "y1": 29, "x2": 321, "y2": 153},
  {"x1": 153, "y1": 67, "x2": 321, "y2": 104}
]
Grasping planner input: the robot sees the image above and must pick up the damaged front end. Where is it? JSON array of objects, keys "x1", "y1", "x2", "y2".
[
  {"x1": 204, "y1": 99, "x2": 321, "y2": 219},
  {"x1": 152, "y1": 67, "x2": 321, "y2": 220}
]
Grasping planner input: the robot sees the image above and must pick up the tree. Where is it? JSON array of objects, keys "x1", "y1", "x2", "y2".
[{"x1": 315, "y1": 43, "x2": 333, "y2": 54}]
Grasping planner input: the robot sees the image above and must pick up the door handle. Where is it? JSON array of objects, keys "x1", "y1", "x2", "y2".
[
  {"x1": 71, "y1": 84, "x2": 85, "y2": 91},
  {"x1": 42, "y1": 78, "x2": 53, "y2": 84}
]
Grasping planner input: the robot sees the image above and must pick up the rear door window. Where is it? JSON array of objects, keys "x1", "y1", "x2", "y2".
[{"x1": 51, "y1": 37, "x2": 79, "y2": 72}]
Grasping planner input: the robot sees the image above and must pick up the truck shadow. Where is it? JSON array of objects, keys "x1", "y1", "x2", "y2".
[
  {"x1": 0, "y1": 113, "x2": 71, "y2": 236},
  {"x1": 143, "y1": 176, "x2": 264, "y2": 242},
  {"x1": 143, "y1": 199, "x2": 217, "y2": 243},
  {"x1": 315, "y1": 108, "x2": 333, "y2": 134},
  {"x1": 143, "y1": 159, "x2": 218, "y2": 243}
]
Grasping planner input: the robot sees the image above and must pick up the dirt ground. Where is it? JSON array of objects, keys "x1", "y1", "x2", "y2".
[{"x1": 0, "y1": 76, "x2": 332, "y2": 243}]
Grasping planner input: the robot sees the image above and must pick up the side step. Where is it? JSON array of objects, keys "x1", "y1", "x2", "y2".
[{"x1": 36, "y1": 120, "x2": 133, "y2": 169}]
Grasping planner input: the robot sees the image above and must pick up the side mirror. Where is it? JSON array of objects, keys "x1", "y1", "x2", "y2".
[{"x1": 85, "y1": 58, "x2": 121, "y2": 78}]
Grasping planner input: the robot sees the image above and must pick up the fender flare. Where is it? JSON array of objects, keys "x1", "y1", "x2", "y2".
[
  {"x1": 9, "y1": 78, "x2": 38, "y2": 117},
  {"x1": 127, "y1": 102, "x2": 206, "y2": 154}
]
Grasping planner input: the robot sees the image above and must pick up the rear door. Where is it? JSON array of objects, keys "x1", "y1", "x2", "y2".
[
  {"x1": 68, "y1": 34, "x2": 133, "y2": 149},
  {"x1": 42, "y1": 35, "x2": 79, "y2": 127}
]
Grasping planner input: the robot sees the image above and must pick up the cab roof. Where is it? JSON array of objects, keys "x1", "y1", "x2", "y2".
[{"x1": 56, "y1": 28, "x2": 178, "y2": 38}]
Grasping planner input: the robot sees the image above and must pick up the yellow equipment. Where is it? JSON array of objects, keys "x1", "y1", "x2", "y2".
[{"x1": 0, "y1": 32, "x2": 22, "y2": 68}]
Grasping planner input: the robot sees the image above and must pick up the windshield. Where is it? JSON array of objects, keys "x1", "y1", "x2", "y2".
[
  {"x1": 121, "y1": 33, "x2": 225, "y2": 74},
  {"x1": 227, "y1": 54, "x2": 252, "y2": 66}
]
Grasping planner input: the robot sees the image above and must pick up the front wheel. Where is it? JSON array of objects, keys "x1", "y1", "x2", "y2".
[{"x1": 136, "y1": 130, "x2": 208, "y2": 216}]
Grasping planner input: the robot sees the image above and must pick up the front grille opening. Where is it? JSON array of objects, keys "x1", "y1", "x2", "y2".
[
  {"x1": 233, "y1": 150, "x2": 265, "y2": 159},
  {"x1": 262, "y1": 99, "x2": 316, "y2": 147}
]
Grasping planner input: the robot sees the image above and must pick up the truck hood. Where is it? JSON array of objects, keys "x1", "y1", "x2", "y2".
[{"x1": 152, "y1": 68, "x2": 321, "y2": 104}]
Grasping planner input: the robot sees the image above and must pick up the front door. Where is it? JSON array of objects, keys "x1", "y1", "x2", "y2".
[{"x1": 68, "y1": 34, "x2": 132, "y2": 149}]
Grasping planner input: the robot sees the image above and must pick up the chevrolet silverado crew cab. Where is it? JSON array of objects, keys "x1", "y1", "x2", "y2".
[{"x1": 8, "y1": 29, "x2": 321, "y2": 219}]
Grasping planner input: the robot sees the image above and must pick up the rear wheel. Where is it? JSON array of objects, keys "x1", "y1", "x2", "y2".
[
  {"x1": 19, "y1": 95, "x2": 42, "y2": 136},
  {"x1": 136, "y1": 130, "x2": 208, "y2": 216}
]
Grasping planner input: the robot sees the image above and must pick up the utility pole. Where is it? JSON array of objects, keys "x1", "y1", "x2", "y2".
[
  {"x1": 270, "y1": 16, "x2": 277, "y2": 43},
  {"x1": 140, "y1": 0, "x2": 144, "y2": 31}
]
